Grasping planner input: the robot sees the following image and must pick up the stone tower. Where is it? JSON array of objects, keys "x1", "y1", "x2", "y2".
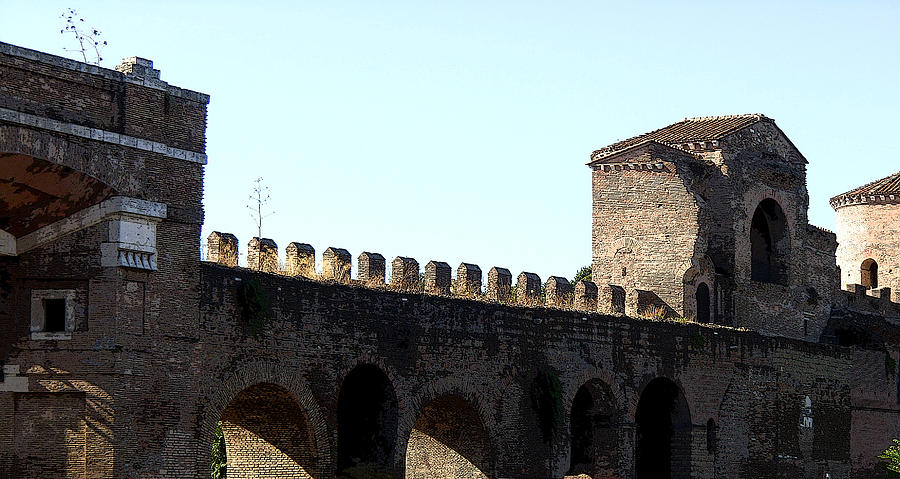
[
  {"x1": 589, "y1": 114, "x2": 839, "y2": 338},
  {"x1": 830, "y1": 170, "x2": 900, "y2": 301}
]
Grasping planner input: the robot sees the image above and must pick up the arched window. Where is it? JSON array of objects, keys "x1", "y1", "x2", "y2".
[
  {"x1": 696, "y1": 283, "x2": 711, "y2": 324},
  {"x1": 861, "y1": 259, "x2": 878, "y2": 289},
  {"x1": 750, "y1": 199, "x2": 790, "y2": 285}
]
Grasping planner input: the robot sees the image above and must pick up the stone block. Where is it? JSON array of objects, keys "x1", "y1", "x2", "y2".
[
  {"x1": 487, "y1": 267, "x2": 512, "y2": 302},
  {"x1": 391, "y1": 256, "x2": 420, "y2": 292},
  {"x1": 358, "y1": 252, "x2": 386, "y2": 285},
  {"x1": 517, "y1": 272, "x2": 541, "y2": 306},
  {"x1": 598, "y1": 284, "x2": 626, "y2": 315},
  {"x1": 208, "y1": 232, "x2": 238, "y2": 267},
  {"x1": 574, "y1": 280, "x2": 598, "y2": 311},
  {"x1": 456, "y1": 263, "x2": 482, "y2": 297},
  {"x1": 323, "y1": 247, "x2": 351, "y2": 283},
  {"x1": 285, "y1": 242, "x2": 315, "y2": 277},
  {"x1": 545, "y1": 276, "x2": 572, "y2": 308},
  {"x1": 247, "y1": 237, "x2": 278, "y2": 273},
  {"x1": 425, "y1": 261, "x2": 451, "y2": 295}
]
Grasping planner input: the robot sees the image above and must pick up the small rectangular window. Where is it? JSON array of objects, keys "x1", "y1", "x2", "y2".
[
  {"x1": 43, "y1": 298, "x2": 66, "y2": 332},
  {"x1": 30, "y1": 289, "x2": 77, "y2": 340}
]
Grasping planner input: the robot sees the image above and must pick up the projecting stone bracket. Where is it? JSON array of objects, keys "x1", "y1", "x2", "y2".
[{"x1": 4, "y1": 196, "x2": 166, "y2": 271}]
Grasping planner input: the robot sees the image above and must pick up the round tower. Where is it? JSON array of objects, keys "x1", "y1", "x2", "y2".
[{"x1": 830, "y1": 170, "x2": 900, "y2": 295}]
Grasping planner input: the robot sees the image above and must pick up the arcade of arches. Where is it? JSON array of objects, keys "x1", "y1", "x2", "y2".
[{"x1": 214, "y1": 374, "x2": 700, "y2": 479}]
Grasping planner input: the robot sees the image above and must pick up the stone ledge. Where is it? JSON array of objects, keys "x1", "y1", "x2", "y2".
[{"x1": 0, "y1": 107, "x2": 207, "y2": 164}]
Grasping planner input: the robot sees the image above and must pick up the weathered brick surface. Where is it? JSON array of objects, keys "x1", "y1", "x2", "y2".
[{"x1": 1, "y1": 43, "x2": 898, "y2": 479}]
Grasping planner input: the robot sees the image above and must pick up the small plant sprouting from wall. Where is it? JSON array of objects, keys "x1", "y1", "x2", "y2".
[
  {"x1": 879, "y1": 439, "x2": 900, "y2": 475},
  {"x1": 59, "y1": 8, "x2": 107, "y2": 65},
  {"x1": 640, "y1": 304, "x2": 668, "y2": 320},
  {"x1": 886, "y1": 354, "x2": 897, "y2": 378},
  {"x1": 210, "y1": 421, "x2": 227, "y2": 479},
  {"x1": 530, "y1": 368, "x2": 563, "y2": 443},
  {"x1": 692, "y1": 332, "x2": 707, "y2": 351},
  {"x1": 237, "y1": 277, "x2": 270, "y2": 338}
]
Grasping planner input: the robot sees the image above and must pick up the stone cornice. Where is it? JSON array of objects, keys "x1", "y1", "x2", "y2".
[
  {"x1": 830, "y1": 193, "x2": 900, "y2": 210},
  {"x1": 0, "y1": 107, "x2": 207, "y2": 164}
]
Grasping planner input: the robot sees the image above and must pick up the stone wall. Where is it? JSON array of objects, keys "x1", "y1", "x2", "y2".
[
  {"x1": 0, "y1": 40, "x2": 208, "y2": 478},
  {"x1": 192, "y1": 263, "x2": 853, "y2": 479}
]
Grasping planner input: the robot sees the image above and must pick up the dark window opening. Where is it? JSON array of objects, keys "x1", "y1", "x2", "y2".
[
  {"x1": 750, "y1": 199, "x2": 790, "y2": 285},
  {"x1": 696, "y1": 283, "x2": 710, "y2": 324},
  {"x1": 337, "y1": 364, "x2": 398, "y2": 474},
  {"x1": 43, "y1": 298, "x2": 66, "y2": 332},
  {"x1": 635, "y1": 377, "x2": 692, "y2": 479},
  {"x1": 706, "y1": 418, "x2": 717, "y2": 453},
  {"x1": 861, "y1": 259, "x2": 878, "y2": 289}
]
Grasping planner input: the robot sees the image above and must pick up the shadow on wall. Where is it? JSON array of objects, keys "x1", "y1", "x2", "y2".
[
  {"x1": 220, "y1": 383, "x2": 318, "y2": 478},
  {"x1": 405, "y1": 394, "x2": 493, "y2": 479}
]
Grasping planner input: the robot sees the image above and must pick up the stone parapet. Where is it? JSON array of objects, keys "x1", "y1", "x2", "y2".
[
  {"x1": 323, "y1": 247, "x2": 351, "y2": 283},
  {"x1": 392, "y1": 257, "x2": 420, "y2": 292},
  {"x1": 358, "y1": 252, "x2": 386, "y2": 286},
  {"x1": 285, "y1": 243, "x2": 315, "y2": 277},
  {"x1": 456, "y1": 263, "x2": 482, "y2": 297},
  {"x1": 425, "y1": 261, "x2": 451, "y2": 295}
]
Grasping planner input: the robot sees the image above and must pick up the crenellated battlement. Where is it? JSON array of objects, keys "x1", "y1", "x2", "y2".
[
  {"x1": 836, "y1": 283, "x2": 900, "y2": 318},
  {"x1": 202, "y1": 232, "x2": 684, "y2": 319}
]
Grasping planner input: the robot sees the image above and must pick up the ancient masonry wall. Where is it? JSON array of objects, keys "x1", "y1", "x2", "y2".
[
  {"x1": 590, "y1": 144, "x2": 702, "y2": 318},
  {"x1": 196, "y1": 261, "x2": 854, "y2": 479},
  {"x1": 0, "y1": 41, "x2": 208, "y2": 477}
]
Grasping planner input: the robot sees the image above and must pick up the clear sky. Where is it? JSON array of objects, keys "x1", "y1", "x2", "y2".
[{"x1": 3, "y1": 1, "x2": 899, "y2": 282}]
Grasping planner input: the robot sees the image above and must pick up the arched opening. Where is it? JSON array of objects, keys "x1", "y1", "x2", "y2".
[
  {"x1": 405, "y1": 394, "x2": 492, "y2": 478},
  {"x1": 337, "y1": 364, "x2": 398, "y2": 476},
  {"x1": 861, "y1": 258, "x2": 878, "y2": 289},
  {"x1": 750, "y1": 199, "x2": 790, "y2": 285},
  {"x1": 635, "y1": 377, "x2": 692, "y2": 479},
  {"x1": 219, "y1": 383, "x2": 318, "y2": 478},
  {"x1": 695, "y1": 283, "x2": 711, "y2": 324},
  {"x1": 568, "y1": 379, "x2": 618, "y2": 478}
]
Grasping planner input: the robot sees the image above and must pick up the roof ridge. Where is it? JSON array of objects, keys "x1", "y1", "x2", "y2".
[
  {"x1": 590, "y1": 113, "x2": 773, "y2": 161},
  {"x1": 683, "y1": 113, "x2": 769, "y2": 122}
]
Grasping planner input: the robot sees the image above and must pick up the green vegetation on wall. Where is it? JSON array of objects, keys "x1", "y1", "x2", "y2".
[
  {"x1": 530, "y1": 368, "x2": 563, "y2": 443},
  {"x1": 237, "y1": 277, "x2": 270, "y2": 338},
  {"x1": 210, "y1": 421, "x2": 226, "y2": 479}
]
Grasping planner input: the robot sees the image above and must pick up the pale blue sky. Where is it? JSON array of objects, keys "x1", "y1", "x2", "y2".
[{"x1": 3, "y1": 1, "x2": 899, "y2": 281}]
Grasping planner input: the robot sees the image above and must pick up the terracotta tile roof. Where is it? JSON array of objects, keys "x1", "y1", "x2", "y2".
[
  {"x1": 591, "y1": 114, "x2": 772, "y2": 161},
  {"x1": 830, "y1": 170, "x2": 900, "y2": 208}
]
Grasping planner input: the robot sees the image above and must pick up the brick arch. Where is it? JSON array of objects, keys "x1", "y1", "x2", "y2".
[
  {"x1": 0, "y1": 124, "x2": 132, "y2": 194},
  {"x1": 741, "y1": 189, "x2": 799, "y2": 283},
  {"x1": 197, "y1": 360, "x2": 332, "y2": 478},
  {"x1": 562, "y1": 368, "x2": 626, "y2": 478},
  {"x1": 634, "y1": 376, "x2": 693, "y2": 479},
  {"x1": 398, "y1": 374, "x2": 506, "y2": 475},
  {"x1": 623, "y1": 374, "x2": 695, "y2": 423},
  {"x1": 336, "y1": 361, "x2": 400, "y2": 474},
  {"x1": 561, "y1": 368, "x2": 625, "y2": 423}
]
